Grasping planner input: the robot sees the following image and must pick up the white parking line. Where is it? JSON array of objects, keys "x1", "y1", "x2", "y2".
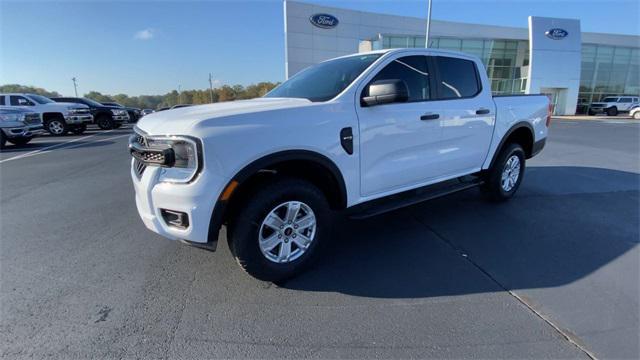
[{"x1": 0, "y1": 131, "x2": 130, "y2": 164}]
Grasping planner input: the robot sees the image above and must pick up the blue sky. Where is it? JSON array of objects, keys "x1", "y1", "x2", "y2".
[{"x1": 1, "y1": 0, "x2": 638, "y2": 96}]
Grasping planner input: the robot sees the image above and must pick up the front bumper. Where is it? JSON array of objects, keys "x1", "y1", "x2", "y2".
[
  {"x1": 65, "y1": 114, "x2": 93, "y2": 124},
  {"x1": 131, "y1": 159, "x2": 225, "y2": 248},
  {"x1": 113, "y1": 115, "x2": 129, "y2": 123},
  {"x1": 1, "y1": 124, "x2": 45, "y2": 138}
]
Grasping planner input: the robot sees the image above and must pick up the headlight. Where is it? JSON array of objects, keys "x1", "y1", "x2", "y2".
[
  {"x1": 143, "y1": 136, "x2": 201, "y2": 183},
  {"x1": 111, "y1": 109, "x2": 127, "y2": 116},
  {"x1": 0, "y1": 113, "x2": 24, "y2": 122}
]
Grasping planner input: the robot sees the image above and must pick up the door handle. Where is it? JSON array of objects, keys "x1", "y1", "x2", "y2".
[
  {"x1": 420, "y1": 113, "x2": 440, "y2": 120},
  {"x1": 476, "y1": 108, "x2": 491, "y2": 115}
]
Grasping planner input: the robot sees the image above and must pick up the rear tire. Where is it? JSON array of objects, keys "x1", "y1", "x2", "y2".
[
  {"x1": 96, "y1": 115, "x2": 114, "y2": 130},
  {"x1": 482, "y1": 143, "x2": 526, "y2": 202},
  {"x1": 45, "y1": 116, "x2": 68, "y2": 136},
  {"x1": 607, "y1": 107, "x2": 618, "y2": 116},
  {"x1": 228, "y1": 177, "x2": 330, "y2": 282},
  {"x1": 7, "y1": 136, "x2": 32, "y2": 146},
  {"x1": 0, "y1": 132, "x2": 6, "y2": 149}
]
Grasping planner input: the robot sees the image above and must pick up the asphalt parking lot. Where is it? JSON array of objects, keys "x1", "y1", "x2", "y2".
[{"x1": 1, "y1": 119, "x2": 638, "y2": 359}]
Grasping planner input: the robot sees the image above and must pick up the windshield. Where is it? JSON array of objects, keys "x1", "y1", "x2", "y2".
[
  {"x1": 265, "y1": 54, "x2": 382, "y2": 102},
  {"x1": 602, "y1": 97, "x2": 618, "y2": 102},
  {"x1": 27, "y1": 94, "x2": 54, "y2": 104}
]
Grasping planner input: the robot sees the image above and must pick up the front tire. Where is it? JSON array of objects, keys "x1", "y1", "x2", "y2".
[
  {"x1": 7, "y1": 136, "x2": 32, "y2": 146},
  {"x1": 482, "y1": 143, "x2": 526, "y2": 201},
  {"x1": 228, "y1": 178, "x2": 330, "y2": 282},
  {"x1": 96, "y1": 115, "x2": 114, "y2": 130},
  {"x1": 633, "y1": 112, "x2": 640, "y2": 120},
  {"x1": 45, "y1": 117, "x2": 68, "y2": 136},
  {"x1": 607, "y1": 107, "x2": 618, "y2": 116}
]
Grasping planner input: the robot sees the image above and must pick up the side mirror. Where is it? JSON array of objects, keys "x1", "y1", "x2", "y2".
[{"x1": 361, "y1": 79, "x2": 409, "y2": 107}]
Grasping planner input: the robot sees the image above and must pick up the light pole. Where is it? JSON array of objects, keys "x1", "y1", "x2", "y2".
[
  {"x1": 177, "y1": 85, "x2": 181, "y2": 105},
  {"x1": 425, "y1": 0, "x2": 433, "y2": 48},
  {"x1": 208, "y1": 73, "x2": 214, "y2": 103},
  {"x1": 71, "y1": 77, "x2": 78, "y2": 97}
]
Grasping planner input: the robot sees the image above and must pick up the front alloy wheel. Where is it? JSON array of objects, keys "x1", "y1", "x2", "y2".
[
  {"x1": 47, "y1": 119, "x2": 66, "y2": 135},
  {"x1": 228, "y1": 178, "x2": 330, "y2": 282},
  {"x1": 258, "y1": 201, "x2": 317, "y2": 263}
]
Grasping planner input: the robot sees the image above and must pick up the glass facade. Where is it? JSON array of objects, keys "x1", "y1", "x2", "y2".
[
  {"x1": 372, "y1": 35, "x2": 530, "y2": 95},
  {"x1": 370, "y1": 35, "x2": 640, "y2": 107},
  {"x1": 579, "y1": 44, "x2": 640, "y2": 109}
]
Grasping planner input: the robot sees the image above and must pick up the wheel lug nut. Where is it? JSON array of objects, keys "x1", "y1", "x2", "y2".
[
  {"x1": 294, "y1": 225, "x2": 298, "y2": 229},
  {"x1": 278, "y1": 235, "x2": 282, "y2": 239},
  {"x1": 292, "y1": 234, "x2": 297, "y2": 238},
  {"x1": 284, "y1": 238, "x2": 289, "y2": 243},
  {"x1": 280, "y1": 225, "x2": 284, "y2": 229}
]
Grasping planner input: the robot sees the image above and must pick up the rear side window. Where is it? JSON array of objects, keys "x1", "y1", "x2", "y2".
[
  {"x1": 435, "y1": 56, "x2": 480, "y2": 99},
  {"x1": 369, "y1": 56, "x2": 431, "y2": 102},
  {"x1": 0, "y1": 96, "x2": 4, "y2": 105},
  {"x1": 10, "y1": 96, "x2": 33, "y2": 106},
  {"x1": 619, "y1": 97, "x2": 632, "y2": 103}
]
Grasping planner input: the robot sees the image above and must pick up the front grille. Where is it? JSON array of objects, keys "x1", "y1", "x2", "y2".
[
  {"x1": 132, "y1": 131, "x2": 148, "y2": 178},
  {"x1": 72, "y1": 108, "x2": 91, "y2": 115},
  {"x1": 24, "y1": 113, "x2": 41, "y2": 125}
]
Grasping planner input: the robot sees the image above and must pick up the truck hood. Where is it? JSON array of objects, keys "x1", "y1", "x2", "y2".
[{"x1": 136, "y1": 97, "x2": 313, "y2": 135}]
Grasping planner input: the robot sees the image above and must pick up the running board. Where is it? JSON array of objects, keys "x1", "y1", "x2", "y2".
[{"x1": 347, "y1": 177, "x2": 483, "y2": 220}]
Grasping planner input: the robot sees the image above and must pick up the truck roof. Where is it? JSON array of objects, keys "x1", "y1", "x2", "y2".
[{"x1": 333, "y1": 47, "x2": 481, "y2": 62}]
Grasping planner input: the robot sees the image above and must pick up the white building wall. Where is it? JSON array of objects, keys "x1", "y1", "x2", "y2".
[{"x1": 526, "y1": 16, "x2": 582, "y2": 115}]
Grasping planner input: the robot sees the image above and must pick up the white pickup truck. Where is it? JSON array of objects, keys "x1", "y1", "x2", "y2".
[{"x1": 130, "y1": 49, "x2": 549, "y2": 281}]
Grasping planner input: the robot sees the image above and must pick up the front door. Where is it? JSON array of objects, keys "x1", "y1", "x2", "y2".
[{"x1": 356, "y1": 54, "x2": 445, "y2": 197}]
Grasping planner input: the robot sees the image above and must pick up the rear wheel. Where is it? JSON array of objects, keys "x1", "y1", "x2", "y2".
[
  {"x1": 7, "y1": 136, "x2": 32, "y2": 146},
  {"x1": 482, "y1": 143, "x2": 526, "y2": 201},
  {"x1": 0, "y1": 132, "x2": 6, "y2": 149},
  {"x1": 96, "y1": 115, "x2": 114, "y2": 130},
  {"x1": 45, "y1": 117, "x2": 68, "y2": 136},
  {"x1": 607, "y1": 107, "x2": 618, "y2": 116},
  {"x1": 228, "y1": 178, "x2": 330, "y2": 282}
]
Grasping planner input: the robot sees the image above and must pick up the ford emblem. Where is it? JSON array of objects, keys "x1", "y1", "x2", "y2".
[
  {"x1": 309, "y1": 14, "x2": 339, "y2": 29},
  {"x1": 545, "y1": 28, "x2": 568, "y2": 40}
]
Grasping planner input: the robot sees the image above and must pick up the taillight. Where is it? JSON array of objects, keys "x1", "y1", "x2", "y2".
[{"x1": 546, "y1": 103, "x2": 553, "y2": 127}]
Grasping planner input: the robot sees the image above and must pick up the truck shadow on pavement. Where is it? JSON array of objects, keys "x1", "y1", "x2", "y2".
[{"x1": 281, "y1": 166, "x2": 639, "y2": 298}]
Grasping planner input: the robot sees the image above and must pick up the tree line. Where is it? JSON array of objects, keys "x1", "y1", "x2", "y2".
[{"x1": 0, "y1": 82, "x2": 279, "y2": 109}]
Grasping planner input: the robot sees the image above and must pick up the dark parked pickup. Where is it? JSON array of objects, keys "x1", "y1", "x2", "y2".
[
  {"x1": 101, "y1": 102, "x2": 142, "y2": 123},
  {"x1": 51, "y1": 97, "x2": 129, "y2": 130}
]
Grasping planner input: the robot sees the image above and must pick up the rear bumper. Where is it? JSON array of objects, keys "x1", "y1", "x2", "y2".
[{"x1": 531, "y1": 138, "x2": 546, "y2": 157}]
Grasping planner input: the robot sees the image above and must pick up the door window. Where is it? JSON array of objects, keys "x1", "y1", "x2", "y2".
[
  {"x1": 369, "y1": 56, "x2": 431, "y2": 102},
  {"x1": 619, "y1": 97, "x2": 632, "y2": 103},
  {"x1": 0, "y1": 96, "x2": 4, "y2": 105},
  {"x1": 435, "y1": 56, "x2": 480, "y2": 99},
  {"x1": 10, "y1": 96, "x2": 34, "y2": 106}
]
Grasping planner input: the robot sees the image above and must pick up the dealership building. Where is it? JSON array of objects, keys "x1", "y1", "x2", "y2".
[{"x1": 284, "y1": 1, "x2": 639, "y2": 115}]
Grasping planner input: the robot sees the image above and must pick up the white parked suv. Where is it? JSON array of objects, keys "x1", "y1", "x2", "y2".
[
  {"x1": 588, "y1": 96, "x2": 639, "y2": 116},
  {"x1": 130, "y1": 49, "x2": 550, "y2": 281},
  {"x1": 0, "y1": 93, "x2": 93, "y2": 135}
]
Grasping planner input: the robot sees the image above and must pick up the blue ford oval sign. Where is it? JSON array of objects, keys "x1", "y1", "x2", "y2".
[
  {"x1": 545, "y1": 28, "x2": 568, "y2": 40},
  {"x1": 309, "y1": 14, "x2": 339, "y2": 29}
]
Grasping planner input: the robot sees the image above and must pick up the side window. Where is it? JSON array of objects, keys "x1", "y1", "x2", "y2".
[
  {"x1": 369, "y1": 56, "x2": 430, "y2": 102},
  {"x1": 435, "y1": 56, "x2": 480, "y2": 99},
  {"x1": 10, "y1": 96, "x2": 34, "y2": 106},
  {"x1": 619, "y1": 97, "x2": 632, "y2": 103},
  {"x1": 0, "y1": 96, "x2": 4, "y2": 106}
]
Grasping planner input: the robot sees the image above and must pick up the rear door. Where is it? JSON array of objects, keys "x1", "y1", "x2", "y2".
[{"x1": 430, "y1": 55, "x2": 495, "y2": 175}]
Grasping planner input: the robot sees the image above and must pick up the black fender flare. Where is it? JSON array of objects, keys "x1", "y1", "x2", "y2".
[
  {"x1": 488, "y1": 121, "x2": 535, "y2": 169},
  {"x1": 206, "y1": 150, "x2": 347, "y2": 245}
]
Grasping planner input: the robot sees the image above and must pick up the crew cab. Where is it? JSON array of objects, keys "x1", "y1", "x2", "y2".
[
  {"x1": 0, "y1": 107, "x2": 44, "y2": 148},
  {"x1": 51, "y1": 97, "x2": 129, "y2": 130},
  {"x1": 129, "y1": 49, "x2": 550, "y2": 281},
  {"x1": 588, "y1": 96, "x2": 639, "y2": 116},
  {"x1": 0, "y1": 93, "x2": 92, "y2": 135}
]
